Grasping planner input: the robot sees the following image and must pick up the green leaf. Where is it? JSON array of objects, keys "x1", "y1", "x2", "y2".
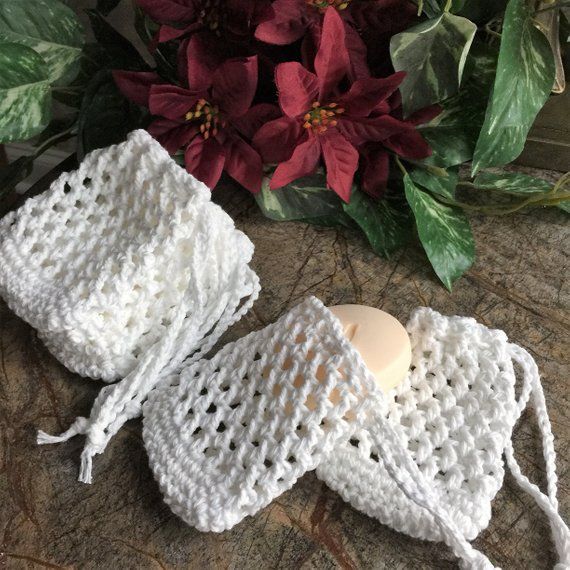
[
  {"x1": 86, "y1": 9, "x2": 147, "y2": 70},
  {"x1": 456, "y1": 0, "x2": 508, "y2": 23},
  {"x1": 0, "y1": 156, "x2": 34, "y2": 198},
  {"x1": 472, "y1": 0, "x2": 556, "y2": 174},
  {"x1": 97, "y1": 0, "x2": 122, "y2": 16},
  {"x1": 404, "y1": 174, "x2": 474, "y2": 289},
  {"x1": 0, "y1": 0, "x2": 84, "y2": 86},
  {"x1": 473, "y1": 171, "x2": 552, "y2": 195},
  {"x1": 77, "y1": 70, "x2": 145, "y2": 157},
  {"x1": 0, "y1": 43, "x2": 51, "y2": 143},
  {"x1": 410, "y1": 166, "x2": 459, "y2": 199},
  {"x1": 418, "y1": 43, "x2": 498, "y2": 167},
  {"x1": 558, "y1": 201, "x2": 570, "y2": 213},
  {"x1": 255, "y1": 170, "x2": 345, "y2": 222},
  {"x1": 343, "y1": 191, "x2": 412, "y2": 258},
  {"x1": 390, "y1": 13, "x2": 477, "y2": 115}
]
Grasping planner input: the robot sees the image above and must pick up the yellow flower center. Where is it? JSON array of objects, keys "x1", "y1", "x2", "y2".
[
  {"x1": 185, "y1": 99, "x2": 224, "y2": 140},
  {"x1": 302, "y1": 102, "x2": 344, "y2": 134},
  {"x1": 306, "y1": 0, "x2": 351, "y2": 13}
]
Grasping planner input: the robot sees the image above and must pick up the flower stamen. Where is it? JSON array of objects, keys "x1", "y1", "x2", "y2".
[
  {"x1": 303, "y1": 102, "x2": 344, "y2": 134},
  {"x1": 186, "y1": 98, "x2": 222, "y2": 139},
  {"x1": 306, "y1": 0, "x2": 351, "y2": 13}
]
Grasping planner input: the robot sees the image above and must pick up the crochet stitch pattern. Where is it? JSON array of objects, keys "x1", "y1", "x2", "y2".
[
  {"x1": 318, "y1": 307, "x2": 519, "y2": 542},
  {"x1": 0, "y1": 130, "x2": 260, "y2": 483},
  {"x1": 142, "y1": 298, "x2": 509, "y2": 569}
]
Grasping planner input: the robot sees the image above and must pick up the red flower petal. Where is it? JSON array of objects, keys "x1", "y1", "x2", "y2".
[
  {"x1": 157, "y1": 23, "x2": 196, "y2": 43},
  {"x1": 224, "y1": 134, "x2": 263, "y2": 193},
  {"x1": 212, "y1": 56, "x2": 258, "y2": 119},
  {"x1": 233, "y1": 103, "x2": 281, "y2": 140},
  {"x1": 186, "y1": 34, "x2": 218, "y2": 91},
  {"x1": 338, "y1": 115, "x2": 409, "y2": 145},
  {"x1": 320, "y1": 131, "x2": 358, "y2": 202},
  {"x1": 112, "y1": 70, "x2": 162, "y2": 107},
  {"x1": 359, "y1": 145, "x2": 390, "y2": 198},
  {"x1": 270, "y1": 134, "x2": 321, "y2": 189},
  {"x1": 253, "y1": 116, "x2": 302, "y2": 163},
  {"x1": 148, "y1": 118, "x2": 196, "y2": 154},
  {"x1": 338, "y1": 72, "x2": 406, "y2": 117},
  {"x1": 405, "y1": 104, "x2": 442, "y2": 126},
  {"x1": 314, "y1": 8, "x2": 350, "y2": 100},
  {"x1": 344, "y1": 23, "x2": 370, "y2": 82},
  {"x1": 184, "y1": 136, "x2": 226, "y2": 189},
  {"x1": 255, "y1": 0, "x2": 307, "y2": 45},
  {"x1": 149, "y1": 84, "x2": 200, "y2": 121},
  {"x1": 275, "y1": 62, "x2": 319, "y2": 118},
  {"x1": 384, "y1": 128, "x2": 432, "y2": 159},
  {"x1": 136, "y1": 0, "x2": 195, "y2": 23}
]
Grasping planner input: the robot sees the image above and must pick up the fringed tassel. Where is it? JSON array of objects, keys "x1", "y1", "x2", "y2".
[{"x1": 37, "y1": 416, "x2": 89, "y2": 445}]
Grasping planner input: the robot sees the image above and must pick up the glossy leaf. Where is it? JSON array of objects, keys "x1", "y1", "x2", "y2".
[
  {"x1": 77, "y1": 70, "x2": 145, "y2": 158},
  {"x1": 343, "y1": 190, "x2": 412, "y2": 258},
  {"x1": 0, "y1": 43, "x2": 51, "y2": 143},
  {"x1": 0, "y1": 0, "x2": 84, "y2": 86},
  {"x1": 86, "y1": 9, "x2": 147, "y2": 70},
  {"x1": 404, "y1": 174, "x2": 474, "y2": 289},
  {"x1": 473, "y1": 171, "x2": 552, "y2": 195},
  {"x1": 255, "y1": 170, "x2": 345, "y2": 221},
  {"x1": 390, "y1": 13, "x2": 477, "y2": 115},
  {"x1": 97, "y1": 0, "x2": 122, "y2": 16},
  {"x1": 419, "y1": 43, "x2": 497, "y2": 167},
  {"x1": 472, "y1": 0, "x2": 555, "y2": 174},
  {"x1": 410, "y1": 166, "x2": 459, "y2": 199}
]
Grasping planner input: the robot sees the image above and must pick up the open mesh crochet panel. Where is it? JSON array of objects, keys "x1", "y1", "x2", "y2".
[
  {"x1": 142, "y1": 297, "x2": 378, "y2": 533},
  {"x1": 317, "y1": 307, "x2": 519, "y2": 542},
  {"x1": 0, "y1": 130, "x2": 250, "y2": 382}
]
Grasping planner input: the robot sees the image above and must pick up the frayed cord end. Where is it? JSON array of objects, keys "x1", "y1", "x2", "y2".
[
  {"x1": 37, "y1": 417, "x2": 89, "y2": 445},
  {"x1": 79, "y1": 447, "x2": 94, "y2": 484}
]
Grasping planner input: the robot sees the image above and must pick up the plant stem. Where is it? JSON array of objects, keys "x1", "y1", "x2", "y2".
[
  {"x1": 394, "y1": 156, "x2": 408, "y2": 176},
  {"x1": 417, "y1": 0, "x2": 424, "y2": 16},
  {"x1": 535, "y1": 1, "x2": 570, "y2": 13},
  {"x1": 443, "y1": 0, "x2": 452, "y2": 12}
]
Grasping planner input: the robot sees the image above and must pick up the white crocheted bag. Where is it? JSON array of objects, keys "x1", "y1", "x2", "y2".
[
  {"x1": 142, "y1": 298, "x2": 568, "y2": 569},
  {"x1": 0, "y1": 130, "x2": 260, "y2": 482}
]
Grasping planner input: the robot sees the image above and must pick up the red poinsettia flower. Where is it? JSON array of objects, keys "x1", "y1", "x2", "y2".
[
  {"x1": 253, "y1": 8, "x2": 433, "y2": 202},
  {"x1": 359, "y1": 100, "x2": 440, "y2": 197},
  {"x1": 136, "y1": 0, "x2": 274, "y2": 43},
  {"x1": 114, "y1": 50, "x2": 278, "y2": 193},
  {"x1": 255, "y1": 0, "x2": 369, "y2": 80}
]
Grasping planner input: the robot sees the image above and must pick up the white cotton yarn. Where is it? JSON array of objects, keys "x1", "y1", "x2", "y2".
[
  {"x1": 317, "y1": 307, "x2": 519, "y2": 542},
  {"x1": 0, "y1": 130, "x2": 260, "y2": 483},
  {"x1": 143, "y1": 298, "x2": 569, "y2": 570}
]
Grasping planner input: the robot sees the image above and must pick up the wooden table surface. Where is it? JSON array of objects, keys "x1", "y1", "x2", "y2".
[{"x1": 0, "y1": 168, "x2": 568, "y2": 569}]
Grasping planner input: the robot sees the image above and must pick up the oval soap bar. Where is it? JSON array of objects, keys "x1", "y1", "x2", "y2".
[{"x1": 329, "y1": 304, "x2": 411, "y2": 392}]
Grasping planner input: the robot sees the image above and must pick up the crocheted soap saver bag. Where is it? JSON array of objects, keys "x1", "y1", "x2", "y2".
[
  {"x1": 0, "y1": 130, "x2": 260, "y2": 483},
  {"x1": 316, "y1": 308, "x2": 570, "y2": 569},
  {"x1": 142, "y1": 297, "x2": 498, "y2": 570}
]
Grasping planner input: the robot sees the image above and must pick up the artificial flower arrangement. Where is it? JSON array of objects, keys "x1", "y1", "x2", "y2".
[{"x1": 0, "y1": 0, "x2": 568, "y2": 288}]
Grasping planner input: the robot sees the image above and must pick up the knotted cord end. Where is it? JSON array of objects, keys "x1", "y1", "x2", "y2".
[{"x1": 37, "y1": 417, "x2": 89, "y2": 445}]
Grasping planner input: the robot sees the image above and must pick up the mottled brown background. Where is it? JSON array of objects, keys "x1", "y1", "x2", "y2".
[{"x1": 0, "y1": 167, "x2": 568, "y2": 569}]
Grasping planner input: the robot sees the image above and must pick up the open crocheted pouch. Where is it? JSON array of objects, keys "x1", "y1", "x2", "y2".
[
  {"x1": 142, "y1": 297, "x2": 568, "y2": 570},
  {"x1": 0, "y1": 130, "x2": 260, "y2": 483}
]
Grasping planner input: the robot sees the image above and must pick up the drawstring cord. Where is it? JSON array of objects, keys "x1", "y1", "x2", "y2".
[
  {"x1": 37, "y1": 210, "x2": 260, "y2": 484},
  {"x1": 505, "y1": 344, "x2": 570, "y2": 568}
]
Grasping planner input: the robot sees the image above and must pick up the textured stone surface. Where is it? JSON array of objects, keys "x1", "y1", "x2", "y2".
[{"x1": 0, "y1": 172, "x2": 568, "y2": 569}]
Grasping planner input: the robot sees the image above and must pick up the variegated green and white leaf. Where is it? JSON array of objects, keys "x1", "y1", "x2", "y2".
[
  {"x1": 0, "y1": 0, "x2": 84, "y2": 86},
  {"x1": 471, "y1": 0, "x2": 555, "y2": 174},
  {"x1": 390, "y1": 13, "x2": 477, "y2": 116},
  {"x1": 343, "y1": 191, "x2": 412, "y2": 258},
  {"x1": 404, "y1": 174, "x2": 474, "y2": 289},
  {"x1": 410, "y1": 166, "x2": 459, "y2": 199},
  {"x1": 256, "y1": 170, "x2": 344, "y2": 222},
  {"x1": 473, "y1": 171, "x2": 552, "y2": 195},
  {"x1": 0, "y1": 42, "x2": 51, "y2": 143}
]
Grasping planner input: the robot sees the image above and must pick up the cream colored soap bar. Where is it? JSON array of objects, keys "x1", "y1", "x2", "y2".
[{"x1": 329, "y1": 304, "x2": 411, "y2": 392}]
